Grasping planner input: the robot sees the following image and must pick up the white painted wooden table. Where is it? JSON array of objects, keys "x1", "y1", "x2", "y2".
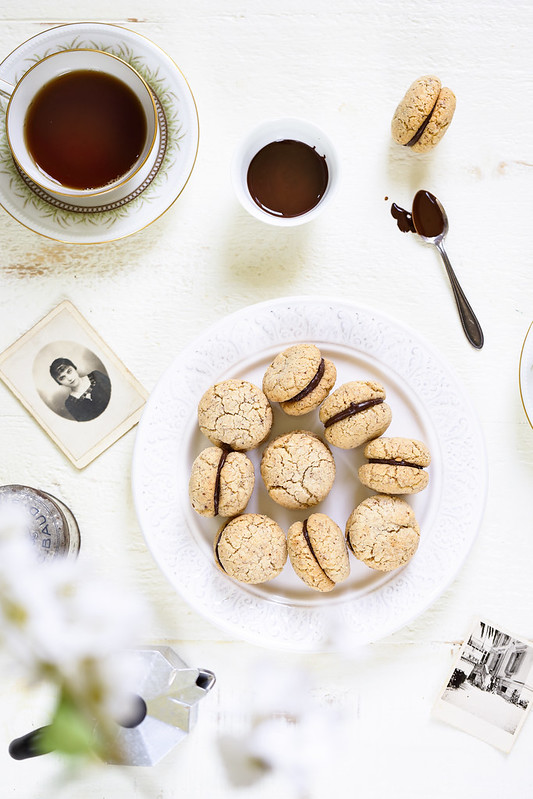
[{"x1": 1, "y1": 2, "x2": 532, "y2": 796}]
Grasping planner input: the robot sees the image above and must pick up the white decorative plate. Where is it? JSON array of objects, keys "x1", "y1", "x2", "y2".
[
  {"x1": 519, "y1": 321, "x2": 533, "y2": 429},
  {"x1": 0, "y1": 23, "x2": 198, "y2": 243},
  {"x1": 132, "y1": 297, "x2": 487, "y2": 652}
]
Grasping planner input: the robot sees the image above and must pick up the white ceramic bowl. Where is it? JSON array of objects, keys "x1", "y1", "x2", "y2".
[
  {"x1": 3, "y1": 49, "x2": 158, "y2": 198},
  {"x1": 231, "y1": 117, "x2": 339, "y2": 226}
]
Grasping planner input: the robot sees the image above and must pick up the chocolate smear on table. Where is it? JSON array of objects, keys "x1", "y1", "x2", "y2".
[
  {"x1": 391, "y1": 203, "x2": 415, "y2": 233},
  {"x1": 391, "y1": 189, "x2": 445, "y2": 237},
  {"x1": 288, "y1": 358, "x2": 325, "y2": 403},
  {"x1": 368, "y1": 458, "x2": 423, "y2": 469},
  {"x1": 213, "y1": 449, "x2": 229, "y2": 516},
  {"x1": 323, "y1": 398, "x2": 383, "y2": 428}
]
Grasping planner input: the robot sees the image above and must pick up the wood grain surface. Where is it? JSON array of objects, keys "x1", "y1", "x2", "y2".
[{"x1": 0, "y1": 2, "x2": 532, "y2": 796}]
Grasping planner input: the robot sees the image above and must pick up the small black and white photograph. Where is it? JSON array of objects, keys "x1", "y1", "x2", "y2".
[
  {"x1": 433, "y1": 618, "x2": 533, "y2": 752},
  {"x1": 0, "y1": 300, "x2": 148, "y2": 468}
]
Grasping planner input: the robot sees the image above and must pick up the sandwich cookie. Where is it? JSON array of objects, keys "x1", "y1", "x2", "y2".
[
  {"x1": 391, "y1": 75, "x2": 456, "y2": 153},
  {"x1": 358, "y1": 437, "x2": 431, "y2": 495},
  {"x1": 262, "y1": 343, "x2": 336, "y2": 416},
  {"x1": 189, "y1": 446, "x2": 255, "y2": 517},
  {"x1": 319, "y1": 380, "x2": 392, "y2": 449},
  {"x1": 287, "y1": 513, "x2": 350, "y2": 592},
  {"x1": 198, "y1": 379, "x2": 273, "y2": 451},
  {"x1": 345, "y1": 494, "x2": 420, "y2": 572},
  {"x1": 260, "y1": 430, "x2": 336, "y2": 509},
  {"x1": 214, "y1": 513, "x2": 287, "y2": 583}
]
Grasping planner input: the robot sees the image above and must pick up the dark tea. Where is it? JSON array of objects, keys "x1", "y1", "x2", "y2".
[
  {"x1": 246, "y1": 139, "x2": 328, "y2": 218},
  {"x1": 24, "y1": 69, "x2": 148, "y2": 191}
]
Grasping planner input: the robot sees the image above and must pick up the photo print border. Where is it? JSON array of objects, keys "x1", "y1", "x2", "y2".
[
  {"x1": 433, "y1": 617, "x2": 533, "y2": 753},
  {"x1": 0, "y1": 300, "x2": 148, "y2": 468}
]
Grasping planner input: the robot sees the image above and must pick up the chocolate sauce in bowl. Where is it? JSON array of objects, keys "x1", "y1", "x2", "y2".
[{"x1": 247, "y1": 139, "x2": 328, "y2": 218}]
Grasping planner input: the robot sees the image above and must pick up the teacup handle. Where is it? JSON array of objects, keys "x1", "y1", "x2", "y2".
[{"x1": 0, "y1": 77, "x2": 15, "y2": 101}]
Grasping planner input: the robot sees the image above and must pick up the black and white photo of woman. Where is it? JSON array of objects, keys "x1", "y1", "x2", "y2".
[{"x1": 49, "y1": 357, "x2": 111, "y2": 422}]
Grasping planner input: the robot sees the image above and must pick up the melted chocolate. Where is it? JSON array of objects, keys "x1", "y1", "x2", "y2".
[
  {"x1": 288, "y1": 359, "x2": 325, "y2": 403},
  {"x1": 346, "y1": 530, "x2": 355, "y2": 555},
  {"x1": 214, "y1": 528, "x2": 226, "y2": 572},
  {"x1": 213, "y1": 449, "x2": 229, "y2": 516},
  {"x1": 405, "y1": 95, "x2": 439, "y2": 148},
  {"x1": 302, "y1": 519, "x2": 324, "y2": 573},
  {"x1": 391, "y1": 202, "x2": 415, "y2": 233},
  {"x1": 411, "y1": 189, "x2": 445, "y2": 238},
  {"x1": 247, "y1": 139, "x2": 328, "y2": 218},
  {"x1": 391, "y1": 189, "x2": 445, "y2": 238},
  {"x1": 368, "y1": 458, "x2": 423, "y2": 469},
  {"x1": 324, "y1": 398, "x2": 383, "y2": 428}
]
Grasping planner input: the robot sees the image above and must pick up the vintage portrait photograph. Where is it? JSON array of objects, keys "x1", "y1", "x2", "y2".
[
  {"x1": 433, "y1": 618, "x2": 533, "y2": 752},
  {"x1": 0, "y1": 300, "x2": 148, "y2": 468}
]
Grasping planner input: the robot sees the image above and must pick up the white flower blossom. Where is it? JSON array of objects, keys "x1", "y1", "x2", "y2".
[
  {"x1": 0, "y1": 501, "x2": 150, "y2": 750},
  {"x1": 219, "y1": 660, "x2": 351, "y2": 797}
]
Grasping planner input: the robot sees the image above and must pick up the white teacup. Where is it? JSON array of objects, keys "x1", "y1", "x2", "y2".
[
  {"x1": 0, "y1": 49, "x2": 158, "y2": 198},
  {"x1": 231, "y1": 117, "x2": 339, "y2": 226}
]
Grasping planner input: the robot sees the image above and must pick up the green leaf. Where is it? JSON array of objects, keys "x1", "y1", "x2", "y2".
[{"x1": 39, "y1": 695, "x2": 95, "y2": 757}]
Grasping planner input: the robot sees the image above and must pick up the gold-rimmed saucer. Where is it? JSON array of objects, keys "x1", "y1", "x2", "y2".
[
  {"x1": 519, "y1": 321, "x2": 533, "y2": 429},
  {"x1": 0, "y1": 23, "x2": 199, "y2": 244}
]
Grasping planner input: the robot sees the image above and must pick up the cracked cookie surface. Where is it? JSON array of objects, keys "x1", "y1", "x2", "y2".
[
  {"x1": 391, "y1": 75, "x2": 456, "y2": 152},
  {"x1": 319, "y1": 380, "x2": 392, "y2": 449},
  {"x1": 287, "y1": 513, "x2": 350, "y2": 592},
  {"x1": 261, "y1": 430, "x2": 336, "y2": 509},
  {"x1": 214, "y1": 513, "x2": 287, "y2": 583},
  {"x1": 189, "y1": 446, "x2": 255, "y2": 517},
  {"x1": 198, "y1": 379, "x2": 272, "y2": 451},
  {"x1": 262, "y1": 343, "x2": 336, "y2": 415},
  {"x1": 358, "y1": 436, "x2": 430, "y2": 495},
  {"x1": 346, "y1": 494, "x2": 420, "y2": 572}
]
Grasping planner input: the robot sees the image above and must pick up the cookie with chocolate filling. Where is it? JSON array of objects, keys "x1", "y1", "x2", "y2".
[
  {"x1": 391, "y1": 75, "x2": 456, "y2": 153},
  {"x1": 198, "y1": 379, "x2": 273, "y2": 451},
  {"x1": 260, "y1": 430, "x2": 336, "y2": 509},
  {"x1": 345, "y1": 494, "x2": 420, "y2": 572},
  {"x1": 214, "y1": 513, "x2": 287, "y2": 583},
  {"x1": 262, "y1": 343, "x2": 336, "y2": 416},
  {"x1": 358, "y1": 437, "x2": 430, "y2": 495},
  {"x1": 189, "y1": 446, "x2": 255, "y2": 517},
  {"x1": 287, "y1": 513, "x2": 350, "y2": 592},
  {"x1": 319, "y1": 380, "x2": 392, "y2": 449}
]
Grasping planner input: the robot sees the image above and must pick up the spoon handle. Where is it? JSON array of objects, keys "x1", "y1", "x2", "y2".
[{"x1": 436, "y1": 241, "x2": 484, "y2": 349}]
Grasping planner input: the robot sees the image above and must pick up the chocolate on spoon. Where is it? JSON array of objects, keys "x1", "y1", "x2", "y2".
[{"x1": 391, "y1": 190, "x2": 484, "y2": 349}]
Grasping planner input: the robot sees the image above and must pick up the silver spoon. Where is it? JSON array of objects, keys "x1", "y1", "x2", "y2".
[{"x1": 412, "y1": 191, "x2": 484, "y2": 350}]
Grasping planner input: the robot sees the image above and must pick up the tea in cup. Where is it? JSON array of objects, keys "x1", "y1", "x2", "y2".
[
  {"x1": 231, "y1": 118, "x2": 339, "y2": 226},
  {"x1": 0, "y1": 49, "x2": 158, "y2": 197}
]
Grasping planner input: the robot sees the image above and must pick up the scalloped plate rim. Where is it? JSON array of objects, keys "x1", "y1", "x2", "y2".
[{"x1": 132, "y1": 296, "x2": 488, "y2": 651}]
